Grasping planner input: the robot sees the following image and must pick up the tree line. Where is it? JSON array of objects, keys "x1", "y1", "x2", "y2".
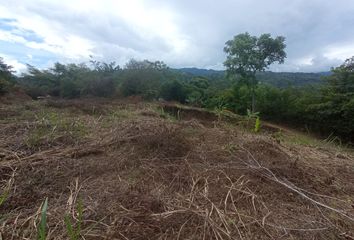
[{"x1": 0, "y1": 33, "x2": 353, "y2": 142}]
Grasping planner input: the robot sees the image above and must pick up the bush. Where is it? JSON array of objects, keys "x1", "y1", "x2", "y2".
[
  {"x1": 160, "y1": 80, "x2": 188, "y2": 102},
  {"x1": 60, "y1": 79, "x2": 80, "y2": 98},
  {"x1": 0, "y1": 78, "x2": 10, "y2": 95},
  {"x1": 120, "y1": 68, "x2": 162, "y2": 99},
  {"x1": 82, "y1": 77, "x2": 115, "y2": 97}
]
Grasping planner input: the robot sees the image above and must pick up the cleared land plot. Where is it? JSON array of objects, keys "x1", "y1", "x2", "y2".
[{"x1": 0, "y1": 98, "x2": 354, "y2": 239}]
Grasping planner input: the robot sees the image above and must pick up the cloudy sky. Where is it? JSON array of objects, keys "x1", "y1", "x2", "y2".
[{"x1": 0, "y1": 0, "x2": 353, "y2": 73}]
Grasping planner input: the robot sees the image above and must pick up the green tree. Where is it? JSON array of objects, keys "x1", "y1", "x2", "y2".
[
  {"x1": 224, "y1": 32, "x2": 286, "y2": 112},
  {"x1": 160, "y1": 80, "x2": 188, "y2": 102},
  {"x1": 120, "y1": 59, "x2": 167, "y2": 99},
  {"x1": 0, "y1": 57, "x2": 14, "y2": 95},
  {"x1": 310, "y1": 56, "x2": 354, "y2": 140}
]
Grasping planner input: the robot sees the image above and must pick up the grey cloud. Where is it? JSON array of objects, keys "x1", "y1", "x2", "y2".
[{"x1": 1, "y1": 0, "x2": 354, "y2": 71}]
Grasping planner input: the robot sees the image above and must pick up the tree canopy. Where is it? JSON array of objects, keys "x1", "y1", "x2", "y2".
[{"x1": 224, "y1": 32, "x2": 286, "y2": 111}]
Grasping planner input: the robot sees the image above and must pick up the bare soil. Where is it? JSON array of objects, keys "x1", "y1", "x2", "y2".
[{"x1": 0, "y1": 98, "x2": 353, "y2": 239}]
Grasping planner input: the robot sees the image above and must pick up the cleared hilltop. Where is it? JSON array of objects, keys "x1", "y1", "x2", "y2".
[{"x1": 1, "y1": 97, "x2": 353, "y2": 239}]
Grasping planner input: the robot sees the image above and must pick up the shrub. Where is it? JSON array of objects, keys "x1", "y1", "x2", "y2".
[
  {"x1": 160, "y1": 80, "x2": 188, "y2": 102},
  {"x1": 82, "y1": 76, "x2": 115, "y2": 97},
  {"x1": 60, "y1": 79, "x2": 80, "y2": 98},
  {"x1": 0, "y1": 77, "x2": 10, "y2": 95}
]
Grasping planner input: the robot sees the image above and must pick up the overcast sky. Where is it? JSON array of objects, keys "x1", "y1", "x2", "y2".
[{"x1": 0, "y1": 0, "x2": 354, "y2": 73}]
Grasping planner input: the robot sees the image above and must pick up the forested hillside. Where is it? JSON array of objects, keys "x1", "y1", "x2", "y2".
[{"x1": 176, "y1": 68, "x2": 331, "y2": 87}]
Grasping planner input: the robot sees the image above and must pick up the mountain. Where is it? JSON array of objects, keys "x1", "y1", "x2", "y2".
[
  {"x1": 176, "y1": 68, "x2": 224, "y2": 77},
  {"x1": 175, "y1": 68, "x2": 332, "y2": 88}
]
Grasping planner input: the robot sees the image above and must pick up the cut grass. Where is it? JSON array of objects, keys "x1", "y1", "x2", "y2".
[{"x1": 1, "y1": 99, "x2": 354, "y2": 239}]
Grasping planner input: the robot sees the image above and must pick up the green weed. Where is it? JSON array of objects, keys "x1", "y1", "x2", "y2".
[
  {"x1": 65, "y1": 199, "x2": 83, "y2": 240},
  {"x1": 0, "y1": 189, "x2": 9, "y2": 207},
  {"x1": 38, "y1": 198, "x2": 48, "y2": 240},
  {"x1": 254, "y1": 117, "x2": 261, "y2": 133},
  {"x1": 272, "y1": 130, "x2": 284, "y2": 143},
  {"x1": 286, "y1": 133, "x2": 318, "y2": 147},
  {"x1": 110, "y1": 109, "x2": 133, "y2": 119},
  {"x1": 25, "y1": 110, "x2": 86, "y2": 148},
  {"x1": 0, "y1": 188, "x2": 9, "y2": 225},
  {"x1": 246, "y1": 109, "x2": 260, "y2": 119},
  {"x1": 155, "y1": 107, "x2": 176, "y2": 121}
]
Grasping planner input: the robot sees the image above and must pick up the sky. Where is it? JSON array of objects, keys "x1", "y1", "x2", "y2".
[{"x1": 0, "y1": 0, "x2": 354, "y2": 73}]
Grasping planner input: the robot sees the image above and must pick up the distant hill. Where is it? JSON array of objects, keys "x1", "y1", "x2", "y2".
[
  {"x1": 175, "y1": 68, "x2": 332, "y2": 88},
  {"x1": 177, "y1": 68, "x2": 224, "y2": 77}
]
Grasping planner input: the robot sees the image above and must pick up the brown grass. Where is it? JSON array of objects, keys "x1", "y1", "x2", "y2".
[{"x1": 0, "y1": 98, "x2": 354, "y2": 239}]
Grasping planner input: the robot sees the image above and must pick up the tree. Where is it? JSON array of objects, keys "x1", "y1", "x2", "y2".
[
  {"x1": 0, "y1": 57, "x2": 15, "y2": 95},
  {"x1": 309, "y1": 56, "x2": 354, "y2": 140},
  {"x1": 224, "y1": 32, "x2": 286, "y2": 112},
  {"x1": 120, "y1": 59, "x2": 168, "y2": 99},
  {"x1": 160, "y1": 80, "x2": 188, "y2": 103}
]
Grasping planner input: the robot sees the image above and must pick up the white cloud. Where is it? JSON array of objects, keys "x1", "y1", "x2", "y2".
[
  {"x1": 0, "y1": 0, "x2": 354, "y2": 71},
  {"x1": 324, "y1": 43, "x2": 354, "y2": 61},
  {"x1": 1, "y1": 54, "x2": 27, "y2": 73}
]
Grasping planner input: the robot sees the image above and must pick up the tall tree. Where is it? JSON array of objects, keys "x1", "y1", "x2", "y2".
[
  {"x1": 224, "y1": 32, "x2": 286, "y2": 112},
  {"x1": 311, "y1": 56, "x2": 354, "y2": 140}
]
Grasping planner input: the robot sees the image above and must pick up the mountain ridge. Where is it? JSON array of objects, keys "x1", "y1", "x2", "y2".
[{"x1": 175, "y1": 67, "x2": 332, "y2": 87}]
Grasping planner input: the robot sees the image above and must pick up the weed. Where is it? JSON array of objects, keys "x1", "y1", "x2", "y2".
[
  {"x1": 25, "y1": 110, "x2": 87, "y2": 149},
  {"x1": 0, "y1": 173, "x2": 14, "y2": 222},
  {"x1": 286, "y1": 133, "x2": 318, "y2": 147},
  {"x1": 155, "y1": 107, "x2": 176, "y2": 121},
  {"x1": 246, "y1": 109, "x2": 260, "y2": 119},
  {"x1": 38, "y1": 198, "x2": 48, "y2": 240},
  {"x1": 64, "y1": 198, "x2": 83, "y2": 240},
  {"x1": 110, "y1": 109, "x2": 133, "y2": 119},
  {"x1": 254, "y1": 117, "x2": 261, "y2": 133},
  {"x1": 223, "y1": 143, "x2": 238, "y2": 152},
  {"x1": 0, "y1": 189, "x2": 8, "y2": 207},
  {"x1": 272, "y1": 130, "x2": 284, "y2": 143}
]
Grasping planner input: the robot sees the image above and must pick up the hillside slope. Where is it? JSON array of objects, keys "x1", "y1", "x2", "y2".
[{"x1": 0, "y1": 98, "x2": 353, "y2": 239}]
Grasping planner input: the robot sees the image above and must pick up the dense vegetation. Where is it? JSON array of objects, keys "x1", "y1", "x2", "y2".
[
  {"x1": 178, "y1": 68, "x2": 328, "y2": 88},
  {"x1": 1, "y1": 33, "x2": 353, "y2": 142},
  {"x1": 0, "y1": 57, "x2": 15, "y2": 95}
]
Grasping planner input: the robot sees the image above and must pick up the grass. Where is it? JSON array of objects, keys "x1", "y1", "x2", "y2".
[
  {"x1": 254, "y1": 117, "x2": 261, "y2": 133},
  {"x1": 270, "y1": 128, "x2": 320, "y2": 147},
  {"x1": 1, "y1": 99, "x2": 354, "y2": 239},
  {"x1": 0, "y1": 171, "x2": 14, "y2": 213},
  {"x1": 38, "y1": 198, "x2": 48, "y2": 240},
  {"x1": 154, "y1": 107, "x2": 177, "y2": 121},
  {"x1": 25, "y1": 110, "x2": 87, "y2": 149},
  {"x1": 64, "y1": 198, "x2": 83, "y2": 240},
  {"x1": 109, "y1": 109, "x2": 135, "y2": 119},
  {"x1": 0, "y1": 190, "x2": 8, "y2": 208}
]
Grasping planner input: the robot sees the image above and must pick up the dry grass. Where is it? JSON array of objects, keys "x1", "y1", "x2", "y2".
[{"x1": 0, "y1": 98, "x2": 354, "y2": 239}]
